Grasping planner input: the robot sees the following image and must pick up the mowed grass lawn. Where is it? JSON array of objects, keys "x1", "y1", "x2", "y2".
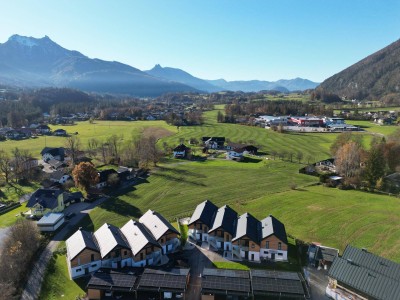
[{"x1": 85, "y1": 158, "x2": 400, "y2": 263}]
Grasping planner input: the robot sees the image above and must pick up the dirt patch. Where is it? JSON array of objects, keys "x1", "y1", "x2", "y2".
[
  {"x1": 142, "y1": 127, "x2": 174, "y2": 139},
  {"x1": 307, "y1": 205, "x2": 323, "y2": 211}
]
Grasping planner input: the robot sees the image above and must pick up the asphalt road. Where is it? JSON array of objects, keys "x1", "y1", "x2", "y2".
[
  {"x1": 305, "y1": 266, "x2": 330, "y2": 300},
  {"x1": 20, "y1": 196, "x2": 108, "y2": 300}
]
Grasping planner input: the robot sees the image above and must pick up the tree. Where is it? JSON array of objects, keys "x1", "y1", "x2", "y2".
[
  {"x1": 0, "y1": 150, "x2": 12, "y2": 183},
  {"x1": 65, "y1": 136, "x2": 81, "y2": 166},
  {"x1": 107, "y1": 173, "x2": 120, "y2": 187},
  {"x1": 0, "y1": 220, "x2": 41, "y2": 298},
  {"x1": 364, "y1": 144, "x2": 385, "y2": 188},
  {"x1": 296, "y1": 151, "x2": 303, "y2": 163},
  {"x1": 72, "y1": 162, "x2": 99, "y2": 194},
  {"x1": 217, "y1": 111, "x2": 224, "y2": 123},
  {"x1": 335, "y1": 142, "x2": 362, "y2": 179},
  {"x1": 330, "y1": 132, "x2": 363, "y2": 156}
]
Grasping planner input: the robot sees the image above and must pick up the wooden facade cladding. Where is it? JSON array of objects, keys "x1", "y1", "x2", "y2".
[
  {"x1": 158, "y1": 231, "x2": 179, "y2": 244},
  {"x1": 232, "y1": 236, "x2": 261, "y2": 252},
  {"x1": 70, "y1": 249, "x2": 101, "y2": 267},
  {"x1": 209, "y1": 229, "x2": 232, "y2": 242},
  {"x1": 188, "y1": 222, "x2": 208, "y2": 232},
  {"x1": 103, "y1": 246, "x2": 131, "y2": 260},
  {"x1": 133, "y1": 244, "x2": 161, "y2": 262},
  {"x1": 261, "y1": 235, "x2": 288, "y2": 251}
]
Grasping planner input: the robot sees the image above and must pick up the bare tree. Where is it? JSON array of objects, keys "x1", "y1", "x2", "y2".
[
  {"x1": 296, "y1": 151, "x2": 303, "y2": 164},
  {"x1": 335, "y1": 142, "x2": 362, "y2": 179},
  {"x1": 65, "y1": 136, "x2": 81, "y2": 166}
]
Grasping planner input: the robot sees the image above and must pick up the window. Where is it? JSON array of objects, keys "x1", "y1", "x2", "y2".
[
  {"x1": 124, "y1": 250, "x2": 127, "y2": 256},
  {"x1": 251, "y1": 244, "x2": 255, "y2": 249},
  {"x1": 115, "y1": 249, "x2": 121, "y2": 257},
  {"x1": 265, "y1": 241, "x2": 269, "y2": 249},
  {"x1": 76, "y1": 268, "x2": 81, "y2": 272},
  {"x1": 140, "y1": 253, "x2": 144, "y2": 260},
  {"x1": 199, "y1": 223, "x2": 202, "y2": 230},
  {"x1": 91, "y1": 264, "x2": 97, "y2": 267},
  {"x1": 161, "y1": 238, "x2": 164, "y2": 244},
  {"x1": 77, "y1": 258, "x2": 80, "y2": 265},
  {"x1": 90, "y1": 254, "x2": 95, "y2": 262},
  {"x1": 278, "y1": 242, "x2": 282, "y2": 250},
  {"x1": 278, "y1": 253, "x2": 283, "y2": 256}
]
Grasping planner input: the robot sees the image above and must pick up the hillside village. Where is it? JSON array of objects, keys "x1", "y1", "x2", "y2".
[{"x1": 1, "y1": 10, "x2": 400, "y2": 300}]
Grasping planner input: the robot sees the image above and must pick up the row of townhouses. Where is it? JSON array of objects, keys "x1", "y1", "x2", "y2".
[
  {"x1": 66, "y1": 210, "x2": 180, "y2": 279},
  {"x1": 188, "y1": 200, "x2": 288, "y2": 262}
]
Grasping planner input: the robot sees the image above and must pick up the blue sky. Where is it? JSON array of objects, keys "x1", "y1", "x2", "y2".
[{"x1": 1, "y1": 0, "x2": 399, "y2": 82}]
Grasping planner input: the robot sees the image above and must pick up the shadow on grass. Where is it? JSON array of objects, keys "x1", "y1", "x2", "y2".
[
  {"x1": 99, "y1": 197, "x2": 142, "y2": 218},
  {"x1": 156, "y1": 165, "x2": 207, "y2": 178},
  {"x1": 242, "y1": 157, "x2": 263, "y2": 163},
  {"x1": 151, "y1": 172, "x2": 206, "y2": 187},
  {"x1": 0, "y1": 189, "x2": 7, "y2": 199}
]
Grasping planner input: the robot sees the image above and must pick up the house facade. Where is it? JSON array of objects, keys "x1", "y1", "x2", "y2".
[
  {"x1": 26, "y1": 189, "x2": 65, "y2": 217},
  {"x1": 139, "y1": 210, "x2": 181, "y2": 254},
  {"x1": 96, "y1": 169, "x2": 118, "y2": 189},
  {"x1": 188, "y1": 200, "x2": 218, "y2": 242},
  {"x1": 259, "y1": 215, "x2": 288, "y2": 261},
  {"x1": 66, "y1": 210, "x2": 179, "y2": 279},
  {"x1": 173, "y1": 144, "x2": 190, "y2": 158},
  {"x1": 41, "y1": 147, "x2": 65, "y2": 162},
  {"x1": 208, "y1": 205, "x2": 237, "y2": 251}
]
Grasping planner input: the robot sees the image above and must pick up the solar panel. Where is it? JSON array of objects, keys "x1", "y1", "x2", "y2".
[
  {"x1": 252, "y1": 277, "x2": 305, "y2": 295},
  {"x1": 202, "y1": 268, "x2": 250, "y2": 278},
  {"x1": 251, "y1": 269, "x2": 300, "y2": 280},
  {"x1": 202, "y1": 276, "x2": 251, "y2": 293},
  {"x1": 139, "y1": 273, "x2": 188, "y2": 290},
  {"x1": 88, "y1": 272, "x2": 137, "y2": 288}
]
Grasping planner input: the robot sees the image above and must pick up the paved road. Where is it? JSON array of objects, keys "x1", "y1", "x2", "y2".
[
  {"x1": 305, "y1": 266, "x2": 330, "y2": 300},
  {"x1": 20, "y1": 197, "x2": 108, "y2": 300}
]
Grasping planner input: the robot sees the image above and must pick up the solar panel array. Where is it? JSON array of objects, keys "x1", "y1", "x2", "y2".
[
  {"x1": 203, "y1": 268, "x2": 250, "y2": 278},
  {"x1": 144, "y1": 268, "x2": 189, "y2": 276},
  {"x1": 202, "y1": 276, "x2": 250, "y2": 293},
  {"x1": 251, "y1": 269, "x2": 300, "y2": 280},
  {"x1": 88, "y1": 272, "x2": 137, "y2": 288},
  {"x1": 252, "y1": 277, "x2": 305, "y2": 295},
  {"x1": 139, "y1": 273, "x2": 187, "y2": 290}
]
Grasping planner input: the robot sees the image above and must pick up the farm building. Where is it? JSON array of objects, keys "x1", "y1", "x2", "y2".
[{"x1": 173, "y1": 143, "x2": 190, "y2": 158}]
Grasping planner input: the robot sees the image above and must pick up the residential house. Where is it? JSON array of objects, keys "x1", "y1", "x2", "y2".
[
  {"x1": 208, "y1": 205, "x2": 238, "y2": 252},
  {"x1": 202, "y1": 137, "x2": 225, "y2": 149},
  {"x1": 226, "y1": 147, "x2": 245, "y2": 161},
  {"x1": 49, "y1": 170, "x2": 71, "y2": 184},
  {"x1": 139, "y1": 209, "x2": 181, "y2": 254},
  {"x1": 173, "y1": 144, "x2": 190, "y2": 158},
  {"x1": 93, "y1": 223, "x2": 131, "y2": 269},
  {"x1": 66, "y1": 228, "x2": 102, "y2": 279},
  {"x1": 226, "y1": 143, "x2": 258, "y2": 155},
  {"x1": 327, "y1": 245, "x2": 400, "y2": 300},
  {"x1": 36, "y1": 124, "x2": 51, "y2": 135},
  {"x1": 48, "y1": 158, "x2": 65, "y2": 170},
  {"x1": 63, "y1": 191, "x2": 84, "y2": 206},
  {"x1": 308, "y1": 242, "x2": 339, "y2": 269},
  {"x1": 53, "y1": 128, "x2": 67, "y2": 136},
  {"x1": 231, "y1": 213, "x2": 262, "y2": 262},
  {"x1": 259, "y1": 215, "x2": 288, "y2": 261},
  {"x1": 188, "y1": 200, "x2": 218, "y2": 242},
  {"x1": 5, "y1": 129, "x2": 30, "y2": 140},
  {"x1": 120, "y1": 220, "x2": 162, "y2": 267},
  {"x1": 41, "y1": 147, "x2": 65, "y2": 162},
  {"x1": 26, "y1": 188, "x2": 64, "y2": 217},
  {"x1": 96, "y1": 169, "x2": 118, "y2": 189},
  {"x1": 117, "y1": 166, "x2": 135, "y2": 182}
]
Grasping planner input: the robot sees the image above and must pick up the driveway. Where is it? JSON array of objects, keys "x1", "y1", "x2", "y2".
[
  {"x1": 20, "y1": 196, "x2": 108, "y2": 300},
  {"x1": 305, "y1": 266, "x2": 330, "y2": 300},
  {"x1": 183, "y1": 242, "x2": 229, "y2": 300}
]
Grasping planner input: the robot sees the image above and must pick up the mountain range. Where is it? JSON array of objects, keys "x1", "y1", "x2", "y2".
[
  {"x1": 318, "y1": 39, "x2": 400, "y2": 103},
  {"x1": 0, "y1": 35, "x2": 319, "y2": 97}
]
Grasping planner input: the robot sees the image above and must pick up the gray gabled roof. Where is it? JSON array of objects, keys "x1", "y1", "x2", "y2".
[
  {"x1": 120, "y1": 220, "x2": 160, "y2": 255},
  {"x1": 328, "y1": 245, "x2": 400, "y2": 300},
  {"x1": 66, "y1": 228, "x2": 99, "y2": 261},
  {"x1": 232, "y1": 212, "x2": 261, "y2": 244},
  {"x1": 260, "y1": 215, "x2": 288, "y2": 244},
  {"x1": 209, "y1": 205, "x2": 238, "y2": 236},
  {"x1": 94, "y1": 223, "x2": 130, "y2": 258},
  {"x1": 188, "y1": 200, "x2": 218, "y2": 228},
  {"x1": 26, "y1": 188, "x2": 63, "y2": 209},
  {"x1": 139, "y1": 210, "x2": 179, "y2": 241}
]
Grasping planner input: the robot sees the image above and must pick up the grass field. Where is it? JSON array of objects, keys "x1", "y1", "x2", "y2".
[
  {"x1": 0, "y1": 203, "x2": 29, "y2": 228},
  {"x1": 346, "y1": 120, "x2": 399, "y2": 136},
  {"x1": 0, "y1": 120, "x2": 177, "y2": 157}
]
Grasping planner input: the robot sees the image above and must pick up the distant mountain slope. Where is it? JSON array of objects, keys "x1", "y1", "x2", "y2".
[
  {"x1": 206, "y1": 78, "x2": 318, "y2": 92},
  {"x1": 317, "y1": 39, "x2": 400, "y2": 102},
  {"x1": 0, "y1": 35, "x2": 198, "y2": 97},
  {"x1": 145, "y1": 64, "x2": 221, "y2": 92}
]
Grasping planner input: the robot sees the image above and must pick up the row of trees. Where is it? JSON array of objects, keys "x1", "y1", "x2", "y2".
[{"x1": 332, "y1": 130, "x2": 400, "y2": 190}]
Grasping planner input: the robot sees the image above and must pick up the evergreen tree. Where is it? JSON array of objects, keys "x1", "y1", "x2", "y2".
[{"x1": 364, "y1": 144, "x2": 385, "y2": 187}]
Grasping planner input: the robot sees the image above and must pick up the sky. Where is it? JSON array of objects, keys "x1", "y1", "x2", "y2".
[{"x1": 1, "y1": 0, "x2": 399, "y2": 82}]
